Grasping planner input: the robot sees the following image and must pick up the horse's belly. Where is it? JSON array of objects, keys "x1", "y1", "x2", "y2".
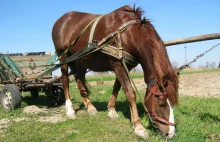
[{"x1": 77, "y1": 53, "x2": 112, "y2": 72}]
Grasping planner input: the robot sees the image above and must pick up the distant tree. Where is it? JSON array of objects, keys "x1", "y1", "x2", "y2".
[
  {"x1": 131, "y1": 67, "x2": 137, "y2": 73},
  {"x1": 209, "y1": 62, "x2": 216, "y2": 68},
  {"x1": 206, "y1": 61, "x2": 210, "y2": 68},
  {"x1": 171, "y1": 61, "x2": 178, "y2": 69},
  {"x1": 218, "y1": 62, "x2": 220, "y2": 68},
  {"x1": 198, "y1": 65, "x2": 205, "y2": 68},
  {"x1": 131, "y1": 64, "x2": 143, "y2": 73}
]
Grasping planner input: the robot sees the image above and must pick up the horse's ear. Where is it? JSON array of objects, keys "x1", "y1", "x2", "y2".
[{"x1": 141, "y1": 18, "x2": 147, "y2": 26}]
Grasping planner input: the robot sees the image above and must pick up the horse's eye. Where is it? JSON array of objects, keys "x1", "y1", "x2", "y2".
[
  {"x1": 158, "y1": 100, "x2": 166, "y2": 107},
  {"x1": 155, "y1": 96, "x2": 166, "y2": 107},
  {"x1": 159, "y1": 103, "x2": 165, "y2": 107},
  {"x1": 163, "y1": 81, "x2": 168, "y2": 87}
]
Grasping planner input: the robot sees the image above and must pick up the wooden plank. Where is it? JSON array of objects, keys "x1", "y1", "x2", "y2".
[
  {"x1": 15, "y1": 75, "x2": 52, "y2": 81},
  {"x1": 9, "y1": 55, "x2": 53, "y2": 78}
]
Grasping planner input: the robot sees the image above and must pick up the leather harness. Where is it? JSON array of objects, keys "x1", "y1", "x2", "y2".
[{"x1": 145, "y1": 85, "x2": 175, "y2": 126}]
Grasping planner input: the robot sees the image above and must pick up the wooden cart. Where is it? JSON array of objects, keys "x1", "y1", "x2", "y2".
[{"x1": 0, "y1": 51, "x2": 64, "y2": 112}]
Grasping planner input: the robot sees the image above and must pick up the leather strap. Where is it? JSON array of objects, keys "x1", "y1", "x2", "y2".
[
  {"x1": 98, "y1": 20, "x2": 139, "y2": 47},
  {"x1": 89, "y1": 15, "x2": 105, "y2": 43},
  {"x1": 101, "y1": 45, "x2": 138, "y2": 65},
  {"x1": 116, "y1": 31, "x2": 123, "y2": 59},
  {"x1": 153, "y1": 114, "x2": 175, "y2": 126},
  {"x1": 58, "y1": 15, "x2": 104, "y2": 60},
  {"x1": 147, "y1": 78, "x2": 156, "y2": 87},
  {"x1": 150, "y1": 96, "x2": 176, "y2": 126},
  {"x1": 145, "y1": 85, "x2": 176, "y2": 126}
]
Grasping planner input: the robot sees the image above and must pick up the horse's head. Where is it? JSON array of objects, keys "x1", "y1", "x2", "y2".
[{"x1": 144, "y1": 75, "x2": 178, "y2": 139}]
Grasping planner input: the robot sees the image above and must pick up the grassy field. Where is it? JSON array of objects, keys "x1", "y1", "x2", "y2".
[
  {"x1": 86, "y1": 68, "x2": 220, "y2": 82},
  {"x1": 0, "y1": 69, "x2": 220, "y2": 142}
]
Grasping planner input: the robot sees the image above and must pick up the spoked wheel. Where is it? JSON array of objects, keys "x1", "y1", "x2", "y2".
[
  {"x1": 45, "y1": 86, "x2": 65, "y2": 106},
  {"x1": 0, "y1": 84, "x2": 21, "y2": 112},
  {"x1": 53, "y1": 86, "x2": 65, "y2": 103}
]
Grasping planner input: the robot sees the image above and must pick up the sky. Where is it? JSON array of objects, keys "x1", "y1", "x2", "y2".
[{"x1": 0, "y1": 0, "x2": 220, "y2": 73}]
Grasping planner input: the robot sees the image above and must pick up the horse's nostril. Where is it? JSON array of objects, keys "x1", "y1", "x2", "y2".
[{"x1": 165, "y1": 133, "x2": 169, "y2": 137}]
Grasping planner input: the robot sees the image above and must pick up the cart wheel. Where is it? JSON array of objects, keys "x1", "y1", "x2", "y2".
[
  {"x1": 53, "y1": 86, "x2": 65, "y2": 104},
  {"x1": 0, "y1": 84, "x2": 21, "y2": 112},
  {"x1": 46, "y1": 86, "x2": 65, "y2": 106},
  {"x1": 30, "y1": 89, "x2": 39, "y2": 98}
]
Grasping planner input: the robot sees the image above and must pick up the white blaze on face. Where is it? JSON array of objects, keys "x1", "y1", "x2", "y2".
[
  {"x1": 66, "y1": 99, "x2": 75, "y2": 115},
  {"x1": 167, "y1": 99, "x2": 175, "y2": 138}
]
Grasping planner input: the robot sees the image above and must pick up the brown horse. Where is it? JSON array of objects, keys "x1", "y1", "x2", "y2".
[{"x1": 52, "y1": 5, "x2": 178, "y2": 139}]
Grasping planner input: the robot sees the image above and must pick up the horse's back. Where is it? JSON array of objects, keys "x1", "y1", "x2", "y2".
[
  {"x1": 51, "y1": 7, "x2": 137, "y2": 71},
  {"x1": 52, "y1": 11, "x2": 98, "y2": 51}
]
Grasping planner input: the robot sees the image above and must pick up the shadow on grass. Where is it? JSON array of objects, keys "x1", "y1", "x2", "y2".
[
  {"x1": 22, "y1": 94, "x2": 158, "y2": 132},
  {"x1": 199, "y1": 113, "x2": 220, "y2": 122},
  {"x1": 22, "y1": 95, "x2": 65, "y2": 108},
  {"x1": 75, "y1": 101, "x2": 145, "y2": 119},
  {"x1": 75, "y1": 100, "x2": 157, "y2": 130},
  {"x1": 23, "y1": 95, "x2": 157, "y2": 122}
]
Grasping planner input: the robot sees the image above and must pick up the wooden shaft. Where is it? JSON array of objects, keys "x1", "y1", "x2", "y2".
[
  {"x1": 164, "y1": 33, "x2": 220, "y2": 46},
  {"x1": 48, "y1": 71, "x2": 72, "y2": 83},
  {"x1": 15, "y1": 75, "x2": 52, "y2": 81}
]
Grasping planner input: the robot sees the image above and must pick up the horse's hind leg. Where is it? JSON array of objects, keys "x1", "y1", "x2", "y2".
[
  {"x1": 108, "y1": 79, "x2": 121, "y2": 120},
  {"x1": 110, "y1": 60, "x2": 149, "y2": 139},
  {"x1": 74, "y1": 65, "x2": 97, "y2": 115}
]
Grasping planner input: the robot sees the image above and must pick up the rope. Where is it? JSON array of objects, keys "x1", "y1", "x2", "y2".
[
  {"x1": 177, "y1": 42, "x2": 220, "y2": 73},
  {"x1": 121, "y1": 59, "x2": 157, "y2": 127}
]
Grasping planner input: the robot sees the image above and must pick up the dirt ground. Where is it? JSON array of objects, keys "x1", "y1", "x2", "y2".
[
  {"x1": 178, "y1": 72, "x2": 220, "y2": 98},
  {"x1": 90, "y1": 71, "x2": 220, "y2": 98}
]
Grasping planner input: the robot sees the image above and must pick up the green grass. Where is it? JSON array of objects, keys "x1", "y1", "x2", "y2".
[
  {"x1": 0, "y1": 69, "x2": 220, "y2": 141},
  {"x1": 179, "y1": 68, "x2": 220, "y2": 75},
  {"x1": 85, "y1": 68, "x2": 220, "y2": 82},
  {"x1": 0, "y1": 82, "x2": 220, "y2": 142},
  {"x1": 86, "y1": 73, "x2": 144, "y2": 82}
]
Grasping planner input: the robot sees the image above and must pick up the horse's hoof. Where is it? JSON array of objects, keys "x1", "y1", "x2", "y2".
[
  {"x1": 108, "y1": 109, "x2": 119, "y2": 120},
  {"x1": 66, "y1": 113, "x2": 76, "y2": 119},
  {"x1": 88, "y1": 109, "x2": 97, "y2": 116},
  {"x1": 134, "y1": 125, "x2": 149, "y2": 140}
]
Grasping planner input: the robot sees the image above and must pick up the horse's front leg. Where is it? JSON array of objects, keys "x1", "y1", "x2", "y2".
[
  {"x1": 60, "y1": 64, "x2": 76, "y2": 119},
  {"x1": 74, "y1": 66, "x2": 97, "y2": 115},
  {"x1": 108, "y1": 79, "x2": 121, "y2": 120},
  {"x1": 110, "y1": 60, "x2": 149, "y2": 140}
]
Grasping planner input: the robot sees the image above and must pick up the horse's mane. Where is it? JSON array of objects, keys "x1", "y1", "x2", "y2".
[
  {"x1": 118, "y1": 5, "x2": 179, "y2": 106},
  {"x1": 116, "y1": 5, "x2": 144, "y2": 20}
]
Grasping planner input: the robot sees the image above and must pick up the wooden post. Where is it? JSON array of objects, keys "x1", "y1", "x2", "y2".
[{"x1": 164, "y1": 33, "x2": 220, "y2": 46}]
